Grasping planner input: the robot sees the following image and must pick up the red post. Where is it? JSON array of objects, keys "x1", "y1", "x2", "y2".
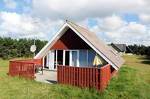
[{"x1": 99, "y1": 64, "x2": 111, "y2": 91}]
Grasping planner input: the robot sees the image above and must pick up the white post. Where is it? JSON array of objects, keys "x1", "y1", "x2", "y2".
[
  {"x1": 77, "y1": 50, "x2": 79, "y2": 67},
  {"x1": 63, "y1": 50, "x2": 65, "y2": 66},
  {"x1": 70, "y1": 51, "x2": 72, "y2": 66},
  {"x1": 33, "y1": 39, "x2": 36, "y2": 57},
  {"x1": 56, "y1": 50, "x2": 58, "y2": 68},
  {"x1": 46, "y1": 53, "x2": 49, "y2": 68},
  {"x1": 42, "y1": 56, "x2": 45, "y2": 69}
]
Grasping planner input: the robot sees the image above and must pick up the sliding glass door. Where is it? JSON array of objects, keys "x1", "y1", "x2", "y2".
[
  {"x1": 70, "y1": 51, "x2": 78, "y2": 66},
  {"x1": 64, "y1": 50, "x2": 79, "y2": 67}
]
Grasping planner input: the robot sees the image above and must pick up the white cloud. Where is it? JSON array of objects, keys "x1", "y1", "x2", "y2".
[
  {"x1": 32, "y1": 0, "x2": 149, "y2": 21},
  {"x1": 1, "y1": 0, "x2": 150, "y2": 46},
  {"x1": 0, "y1": 11, "x2": 149, "y2": 45},
  {"x1": 0, "y1": 12, "x2": 34, "y2": 34},
  {"x1": 0, "y1": 12, "x2": 63, "y2": 40},
  {"x1": 139, "y1": 14, "x2": 150, "y2": 24},
  {"x1": 89, "y1": 16, "x2": 150, "y2": 45},
  {"x1": 99, "y1": 15, "x2": 126, "y2": 31},
  {"x1": 122, "y1": 22, "x2": 146, "y2": 34},
  {"x1": 3, "y1": 0, "x2": 17, "y2": 9},
  {"x1": 30, "y1": 0, "x2": 150, "y2": 45}
]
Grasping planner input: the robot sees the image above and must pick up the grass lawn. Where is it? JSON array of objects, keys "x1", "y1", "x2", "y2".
[{"x1": 0, "y1": 55, "x2": 150, "y2": 99}]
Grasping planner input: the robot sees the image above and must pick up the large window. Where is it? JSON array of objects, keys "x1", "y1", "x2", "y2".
[
  {"x1": 79, "y1": 50, "x2": 96, "y2": 67},
  {"x1": 57, "y1": 50, "x2": 63, "y2": 65},
  {"x1": 79, "y1": 50, "x2": 88, "y2": 66},
  {"x1": 88, "y1": 50, "x2": 96, "y2": 66},
  {"x1": 65, "y1": 51, "x2": 70, "y2": 66}
]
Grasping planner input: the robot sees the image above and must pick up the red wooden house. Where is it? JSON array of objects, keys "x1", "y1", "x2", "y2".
[
  {"x1": 9, "y1": 20, "x2": 124, "y2": 91},
  {"x1": 34, "y1": 21, "x2": 124, "y2": 90}
]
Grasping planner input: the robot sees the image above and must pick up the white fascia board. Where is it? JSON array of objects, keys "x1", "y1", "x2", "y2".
[
  {"x1": 34, "y1": 23, "x2": 69, "y2": 59},
  {"x1": 67, "y1": 23, "x2": 119, "y2": 70}
]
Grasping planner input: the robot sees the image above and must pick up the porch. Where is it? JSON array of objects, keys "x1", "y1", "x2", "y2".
[
  {"x1": 8, "y1": 59, "x2": 115, "y2": 91},
  {"x1": 8, "y1": 59, "x2": 57, "y2": 84},
  {"x1": 42, "y1": 28, "x2": 107, "y2": 71},
  {"x1": 43, "y1": 49, "x2": 107, "y2": 70},
  {"x1": 35, "y1": 70, "x2": 57, "y2": 84}
]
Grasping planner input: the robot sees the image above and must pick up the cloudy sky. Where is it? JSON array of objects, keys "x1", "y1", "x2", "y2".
[{"x1": 0, "y1": 0, "x2": 150, "y2": 45}]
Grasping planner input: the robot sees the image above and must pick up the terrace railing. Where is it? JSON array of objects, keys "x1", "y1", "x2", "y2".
[
  {"x1": 57, "y1": 64, "x2": 111, "y2": 91},
  {"x1": 8, "y1": 59, "x2": 42, "y2": 79}
]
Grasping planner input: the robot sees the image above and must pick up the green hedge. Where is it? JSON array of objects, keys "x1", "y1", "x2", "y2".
[{"x1": 0, "y1": 37, "x2": 47, "y2": 59}]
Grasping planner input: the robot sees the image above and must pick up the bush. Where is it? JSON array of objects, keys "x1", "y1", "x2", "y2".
[{"x1": 0, "y1": 37, "x2": 47, "y2": 59}]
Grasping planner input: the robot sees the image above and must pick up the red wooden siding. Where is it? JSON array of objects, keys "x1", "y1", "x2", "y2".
[
  {"x1": 57, "y1": 64, "x2": 112, "y2": 91},
  {"x1": 51, "y1": 39, "x2": 68, "y2": 50},
  {"x1": 99, "y1": 64, "x2": 111, "y2": 91}
]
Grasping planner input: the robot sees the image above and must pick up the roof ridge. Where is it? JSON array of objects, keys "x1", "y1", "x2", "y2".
[
  {"x1": 66, "y1": 20, "x2": 80, "y2": 27},
  {"x1": 67, "y1": 20, "x2": 97, "y2": 36}
]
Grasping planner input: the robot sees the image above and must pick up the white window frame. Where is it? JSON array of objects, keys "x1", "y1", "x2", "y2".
[
  {"x1": 63, "y1": 50, "x2": 66, "y2": 66},
  {"x1": 55, "y1": 50, "x2": 58, "y2": 70},
  {"x1": 63, "y1": 50, "x2": 79, "y2": 67}
]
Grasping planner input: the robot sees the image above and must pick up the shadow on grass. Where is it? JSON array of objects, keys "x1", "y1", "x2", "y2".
[
  {"x1": 141, "y1": 60, "x2": 150, "y2": 65},
  {"x1": 46, "y1": 80, "x2": 57, "y2": 84},
  {"x1": 138, "y1": 56, "x2": 150, "y2": 65}
]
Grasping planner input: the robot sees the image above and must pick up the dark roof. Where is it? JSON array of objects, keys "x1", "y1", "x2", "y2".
[{"x1": 111, "y1": 43, "x2": 127, "y2": 52}]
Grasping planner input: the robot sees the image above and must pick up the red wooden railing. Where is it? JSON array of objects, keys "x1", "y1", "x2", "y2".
[
  {"x1": 100, "y1": 64, "x2": 111, "y2": 90},
  {"x1": 8, "y1": 59, "x2": 112, "y2": 91},
  {"x1": 8, "y1": 59, "x2": 42, "y2": 79},
  {"x1": 57, "y1": 64, "x2": 111, "y2": 91}
]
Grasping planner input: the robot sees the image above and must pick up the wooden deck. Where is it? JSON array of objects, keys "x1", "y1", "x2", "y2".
[
  {"x1": 35, "y1": 70, "x2": 57, "y2": 84},
  {"x1": 8, "y1": 60, "x2": 113, "y2": 91}
]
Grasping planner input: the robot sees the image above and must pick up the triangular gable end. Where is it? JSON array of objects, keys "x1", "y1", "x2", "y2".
[
  {"x1": 34, "y1": 22, "x2": 119, "y2": 70},
  {"x1": 34, "y1": 23, "x2": 69, "y2": 59}
]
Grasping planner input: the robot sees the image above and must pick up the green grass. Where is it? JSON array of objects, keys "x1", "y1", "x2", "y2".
[{"x1": 0, "y1": 55, "x2": 150, "y2": 99}]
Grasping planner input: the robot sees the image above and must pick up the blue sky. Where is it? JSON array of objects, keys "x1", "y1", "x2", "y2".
[
  {"x1": 0, "y1": 0, "x2": 31, "y2": 13},
  {"x1": 0, "y1": 0, "x2": 150, "y2": 45}
]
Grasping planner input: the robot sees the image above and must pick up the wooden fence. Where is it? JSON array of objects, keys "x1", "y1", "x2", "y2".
[
  {"x1": 8, "y1": 59, "x2": 41, "y2": 79},
  {"x1": 57, "y1": 64, "x2": 111, "y2": 91},
  {"x1": 8, "y1": 59, "x2": 112, "y2": 91}
]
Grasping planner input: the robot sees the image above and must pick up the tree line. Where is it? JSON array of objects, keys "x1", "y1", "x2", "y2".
[
  {"x1": 0, "y1": 37, "x2": 47, "y2": 59},
  {"x1": 0, "y1": 37, "x2": 150, "y2": 59},
  {"x1": 128, "y1": 45, "x2": 150, "y2": 57}
]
